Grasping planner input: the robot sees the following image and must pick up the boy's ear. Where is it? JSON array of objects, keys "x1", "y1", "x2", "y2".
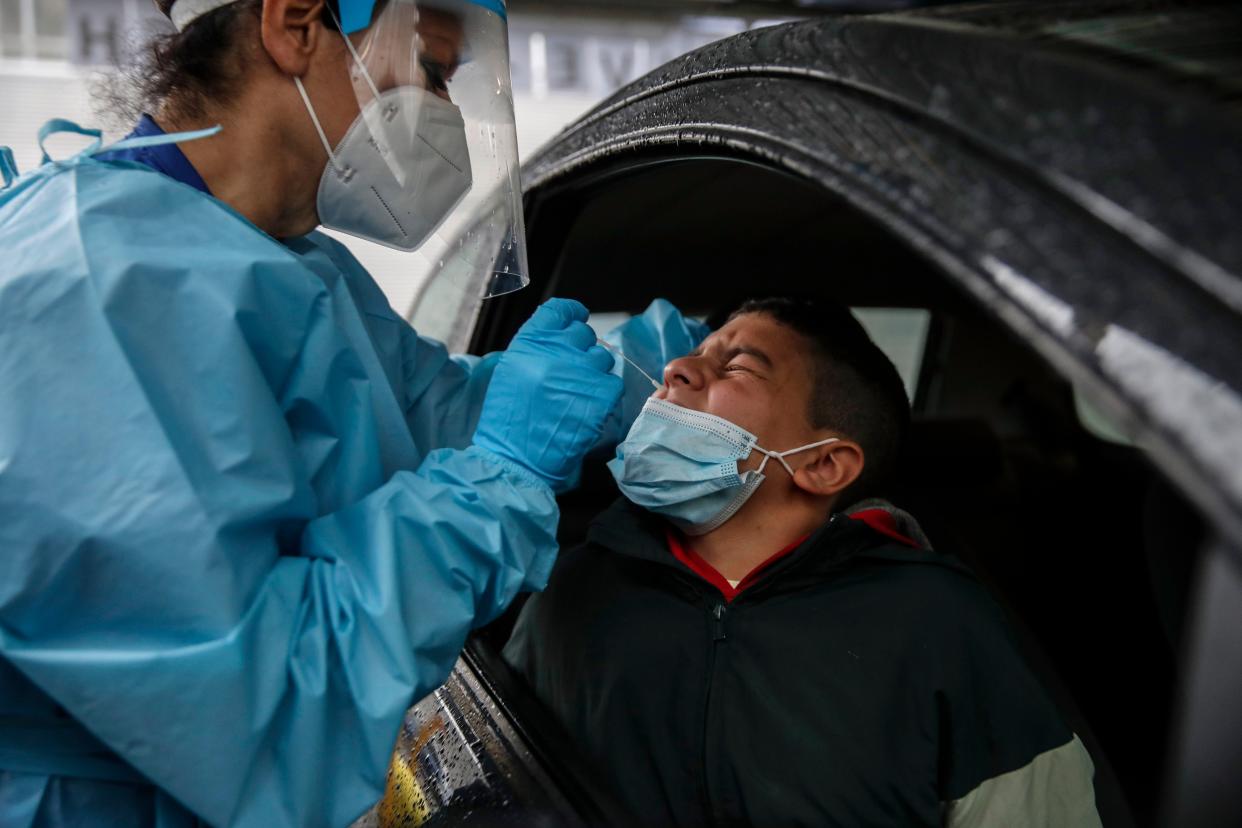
[{"x1": 791, "y1": 440, "x2": 864, "y2": 498}]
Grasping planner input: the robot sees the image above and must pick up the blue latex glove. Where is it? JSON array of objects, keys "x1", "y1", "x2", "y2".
[{"x1": 474, "y1": 298, "x2": 623, "y2": 493}]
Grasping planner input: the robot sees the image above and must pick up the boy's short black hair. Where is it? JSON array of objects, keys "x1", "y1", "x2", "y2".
[{"x1": 728, "y1": 297, "x2": 910, "y2": 506}]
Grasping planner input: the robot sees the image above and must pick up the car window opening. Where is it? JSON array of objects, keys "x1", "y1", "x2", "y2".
[{"x1": 465, "y1": 156, "x2": 1209, "y2": 827}]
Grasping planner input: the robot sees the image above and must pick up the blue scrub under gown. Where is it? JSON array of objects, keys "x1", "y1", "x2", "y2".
[{"x1": 0, "y1": 144, "x2": 559, "y2": 826}]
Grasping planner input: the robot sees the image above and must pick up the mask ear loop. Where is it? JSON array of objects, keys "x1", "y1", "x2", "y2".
[
  {"x1": 294, "y1": 76, "x2": 350, "y2": 180},
  {"x1": 326, "y1": 3, "x2": 389, "y2": 114},
  {"x1": 326, "y1": 2, "x2": 414, "y2": 189},
  {"x1": 754, "y1": 438, "x2": 840, "y2": 476},
  {"x1": 294, "y1": 4, "x2": 391, "y2": 183}
]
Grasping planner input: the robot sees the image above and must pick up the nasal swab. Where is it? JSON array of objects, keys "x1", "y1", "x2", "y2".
[{"x1": 596, "y1": 338, "x2": 662, "y2": 389}]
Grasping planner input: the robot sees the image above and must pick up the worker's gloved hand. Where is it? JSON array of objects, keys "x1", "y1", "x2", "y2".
[{"x1": 474, "y1": 298, "x2": 623, "y2": 493}]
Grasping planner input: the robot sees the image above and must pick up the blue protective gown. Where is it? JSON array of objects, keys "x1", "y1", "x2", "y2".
[{"x1": 0, "y1": 132, "x2": 561, "y2": 826}]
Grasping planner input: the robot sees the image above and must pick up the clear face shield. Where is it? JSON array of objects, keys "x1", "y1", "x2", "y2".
[{"x1": 305, "y1": 0, "x2": 528, "y2": 299}]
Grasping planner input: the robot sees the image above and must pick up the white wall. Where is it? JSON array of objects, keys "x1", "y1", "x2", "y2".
[{"x1": 0, "y1": 63, "x2": 107, "y2": 169}]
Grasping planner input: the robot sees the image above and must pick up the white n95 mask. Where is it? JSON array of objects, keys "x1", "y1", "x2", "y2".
[
  {"x1": 608, "y1": 398, "x2": 839, "y2": 535},
  {"x1": 296, "y1": 79, "x2": 473, "y2": 251}
]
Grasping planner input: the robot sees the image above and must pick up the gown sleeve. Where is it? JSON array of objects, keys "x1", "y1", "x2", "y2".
[
  {"x1": 306, "y1": 233, "x2": 501, "y2": 456},
  {"x1": 399, "y1": 327, "x2": 500, "y2": 453}
]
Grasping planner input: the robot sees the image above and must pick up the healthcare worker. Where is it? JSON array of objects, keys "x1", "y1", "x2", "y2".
[{"x1": 0, "y1": 1, "x2": 699, "y2": 826}]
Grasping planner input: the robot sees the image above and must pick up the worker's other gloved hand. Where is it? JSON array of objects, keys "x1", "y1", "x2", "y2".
[
  {"x1": 597, "y1": 298, "x2": 711, "y2": 447},
  {"x1": 474, "y1": 298, "x2": 623, "y2": 493}
]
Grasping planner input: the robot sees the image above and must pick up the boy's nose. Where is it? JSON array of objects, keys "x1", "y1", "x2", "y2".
[{"x1": 663, "y1": 355, "x2": 708, "y2": 392}]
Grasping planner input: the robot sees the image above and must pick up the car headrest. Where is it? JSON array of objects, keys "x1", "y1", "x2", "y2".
[{"x1": 898, "y1": 418, "x2": 1005, "y2": 489}]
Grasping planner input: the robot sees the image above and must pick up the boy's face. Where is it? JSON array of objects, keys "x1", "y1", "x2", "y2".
[{"x1": 655, "y1": 312, "x2": 825, "y2": 472}]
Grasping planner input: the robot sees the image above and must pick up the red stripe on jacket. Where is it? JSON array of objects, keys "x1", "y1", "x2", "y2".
[{"x1": 666, "y1": 510, "x2": 919, "y2": 601}]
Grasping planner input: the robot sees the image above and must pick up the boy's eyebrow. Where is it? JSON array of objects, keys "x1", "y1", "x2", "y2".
[
  {"x1": 726, "y1": 345, "x2": 774, "y2": 368},
  {"x1": 688, "y1": 343, "x2": 774, "y2": 368}
]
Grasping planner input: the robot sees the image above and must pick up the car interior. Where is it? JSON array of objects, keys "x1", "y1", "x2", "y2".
[{"x1": 457, "y1": 156, "x2": 1209, "y2": 827}]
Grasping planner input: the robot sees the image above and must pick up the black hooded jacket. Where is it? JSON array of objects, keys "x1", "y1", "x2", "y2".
[{"x1": 503, "y1": 500, "x2": 1100, "y2": 827}]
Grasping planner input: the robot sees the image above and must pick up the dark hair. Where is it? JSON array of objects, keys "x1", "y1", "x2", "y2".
[
  {"x1": 728, "y1": 296, "x2": 910, "y2": 506},
  {"x1": 98, "y1": 0, "x2": 267, "y2": 126}
]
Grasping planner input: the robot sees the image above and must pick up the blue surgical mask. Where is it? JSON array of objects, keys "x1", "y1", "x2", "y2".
[{"x1": 608, "y1": 398, "x2": 839, "y2": 535}]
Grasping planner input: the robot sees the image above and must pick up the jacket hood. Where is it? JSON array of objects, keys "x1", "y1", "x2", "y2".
[{"x1": 843, "y1": 498, "x2": 934, "y2": 551}]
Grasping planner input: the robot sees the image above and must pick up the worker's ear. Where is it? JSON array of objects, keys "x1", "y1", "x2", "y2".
[
  {"x1": 261, "y1": 0, "x2": 329, "y2": 76},
  {"x1": 790, "y1": 439, "x2": 864, "y2": 498}
]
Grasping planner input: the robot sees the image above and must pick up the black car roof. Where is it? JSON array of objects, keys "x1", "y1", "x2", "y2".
[{"x1": 902, "y1": 0, "x2": 1242, "y2": 105}]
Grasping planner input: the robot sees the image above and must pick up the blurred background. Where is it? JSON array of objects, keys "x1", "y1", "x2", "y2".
[{"x1": 0, "y1": 0, "x2": 936, "y2": 314}]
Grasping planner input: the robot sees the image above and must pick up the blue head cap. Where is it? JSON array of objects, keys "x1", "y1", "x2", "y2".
[
  {"x1": 337, "y1": 0, "x2": 506, "y2": 34},
  {"x1": 336, "y1": 0, "x2": 376, "y2": 34}
]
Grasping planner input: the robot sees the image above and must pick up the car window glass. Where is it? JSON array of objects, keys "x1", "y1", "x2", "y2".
[
  {"x1": 408, "y1": 256, "x2": 488, "y2": 353},
  {"x1": 850, "y1": 308, "x2": 931, "y2": 403}
]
